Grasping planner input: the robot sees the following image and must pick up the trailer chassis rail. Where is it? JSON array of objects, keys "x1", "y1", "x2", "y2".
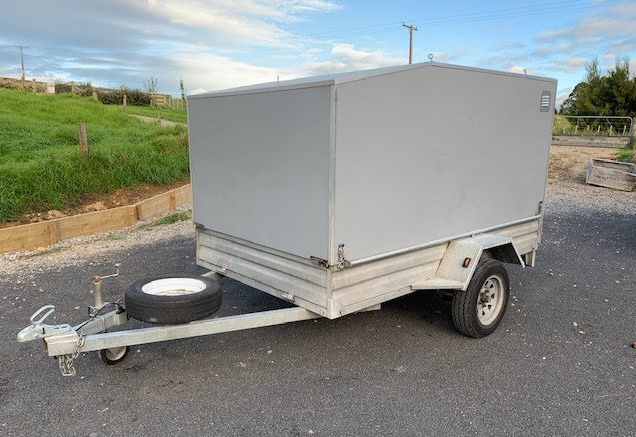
[
  {"x1": 19, "y1": 303, "x2": 319, "y2": 376},
  {"x1": 16, "y1": 269, "x2": 323, "y2": 376}
]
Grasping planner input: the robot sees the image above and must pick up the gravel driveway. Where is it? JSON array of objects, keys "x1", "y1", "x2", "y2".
[{"x1": 1, "y1": 182, "x2": 634, "y2": 437}]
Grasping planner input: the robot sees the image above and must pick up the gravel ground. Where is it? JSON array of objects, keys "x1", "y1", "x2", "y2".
[
  {"x1": 0, "y1": 204, "x2": 193, "y2": 276},
  {"x1": 0, "y1": 181, "x2": 634, "y2": 436}
]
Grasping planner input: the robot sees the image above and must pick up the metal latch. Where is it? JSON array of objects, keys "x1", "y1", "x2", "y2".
[
  {"x1": 17, "y1": 305, "x2": 71, "y2": 343},
  {"x1": 309, "y1": 256, "x2": 329, "y2": 268},
  {"x1": 309, "y1": 244, "x2": 351, "y2": 270},
  {"x1": 337, "y1": 244, "x2": 351, "y2": 270}
]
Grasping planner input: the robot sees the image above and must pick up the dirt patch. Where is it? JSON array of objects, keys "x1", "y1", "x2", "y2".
[
  {"x1": 130, "y1": 114, "x2": 185, "y2": 127},
  {"x1": 548, "y1": 145, "x2": 616, "y2": 184},
  {"x1": 1, "y1": 177, "x2": 190, "y2": 229}
]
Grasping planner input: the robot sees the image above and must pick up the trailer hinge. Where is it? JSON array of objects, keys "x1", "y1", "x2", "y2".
[
  {"x1": 195, "y1": 222, "x2": 205, "y2": 230},
  {"x1": 309, "y1": 256, "x2": 329, "y2": 268},
  {"x1": 336, "y1": 244, "x2": 351, "y2": 270},
  {"x1": 537, "y1": 201, "x2": 544, "y2": 215}
]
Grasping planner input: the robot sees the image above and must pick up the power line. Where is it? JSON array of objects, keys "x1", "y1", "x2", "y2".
[
  {"x1": 298, "y1": 0, "x2": 621, "y2": 42},
  {"x1": 301, "y1": 0, "x2": 587, "y2": 39}
]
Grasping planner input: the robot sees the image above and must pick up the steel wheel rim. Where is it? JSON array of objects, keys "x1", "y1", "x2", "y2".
[
  {"x1": 141, "y1": 278, "x2": 207, "y2": 296},
  {"x1": 476, "y1": 274, "x2": 505, "y2": 326},
  {"x1": 104, "y1": 347, "x2": 127, "y2": 361}
]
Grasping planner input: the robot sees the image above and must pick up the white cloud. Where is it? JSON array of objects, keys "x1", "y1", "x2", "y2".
[
  {"x1": 538, "y1": 3, "x2": 636, "y2": 43},
  {"x1": 608, "y1": 38, "x2": 636, "y2": 54},
  {"x1": 427, "y1": 47, "x2": 476, "y2": 64},
  {"x1": 303, "y1": 43, "x2": 403, "y2": 75},
  {"x1": 135, "y1": 0, "x2": 341, "y2": 47},
  {"x1": 531, "y1": 42, "x2": 574, "y2": 57},
  {"x1": 547, "y1": 57, "x2": 587, "y2": 73},
  {"x1": 612, "y1": 2, "x2": 636, "y2": 16},
  {"x1": 331, "y1": 43, "x2": 401, "y2": 65},
  {"x1": 506, "y1": 66, "x2": 531, "y2": 75},
  {"x1": 171, "y1": 50, "x2": 286, "y2": 91}
]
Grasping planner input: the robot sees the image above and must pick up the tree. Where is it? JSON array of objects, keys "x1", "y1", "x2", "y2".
[
  {"x1": 144, "y1": 77, "x2": 158, "y2": 94},
  {"x1": 559, "y1": 56, "x2": 636, "y2": 117}
]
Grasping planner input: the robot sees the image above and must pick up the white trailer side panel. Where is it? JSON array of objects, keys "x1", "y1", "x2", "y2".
[
  {"x1": 188, "y1": 86, "x2": 332, "y2": 259},
  {"x1": 334, "y1": 65, "x2": 556, "y2": 261}
]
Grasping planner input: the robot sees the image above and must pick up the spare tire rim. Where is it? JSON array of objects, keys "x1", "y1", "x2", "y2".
[
  {"x1": 141, "y1": 278, "x2": 207, "y2": 296},
  {"x1": 477, "y1": 274, "x2": 505, "y2": 326}
]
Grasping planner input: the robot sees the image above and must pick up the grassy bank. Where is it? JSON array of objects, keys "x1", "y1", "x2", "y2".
[
  {"x1": 0, "y1": 89, "x2": 189, "y2": 222},
  {"x1": 126, "y1": 105, "x2": 187, "y2": 124}
]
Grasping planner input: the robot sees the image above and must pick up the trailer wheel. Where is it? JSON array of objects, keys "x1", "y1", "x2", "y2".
[
  {"x1": 451, "y1": 259, "x2": 509, "y2": 338},
  {"x1": 99, "y1": 346, "x2": 129, "y2": 365},
  {"x1": 125, "y1": 275, "x2": 222, "y2": 325}
]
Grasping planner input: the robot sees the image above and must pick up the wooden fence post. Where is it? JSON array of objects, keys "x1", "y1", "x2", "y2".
[
  {"x1": 78, "y1": 123, "x2": 89, "y2": 155},
  {"x1": 123, "y1": 94, "x2": 127, "y2": 112},
  {"x1": 92, "y1": 90, "x2": 98, "y2": 101}
]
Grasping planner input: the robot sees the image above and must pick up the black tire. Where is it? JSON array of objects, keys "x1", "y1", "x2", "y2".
[
  {"x1": 451, "y1": 259, "x2": 510, "y2": 338},
  {"x1": 125, "y1": 275, "x2": 222, "y2": 325},
  {"x1": 99, "y1": 346, "x2": 129, "y2": 365}
]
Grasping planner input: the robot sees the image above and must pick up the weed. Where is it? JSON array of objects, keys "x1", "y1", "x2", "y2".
[
  {"x1": 148, "y1": 211, "x2": 192, "y2": 227},
  {"x1": 23, "y1": 246, "x2": 65, "y2": 258}
]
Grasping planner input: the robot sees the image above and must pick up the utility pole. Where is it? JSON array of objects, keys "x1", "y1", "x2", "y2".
[
  {"x1": 402, "y1": 23, "x2": 418, "y2": 64},
  {"x1": 14, "y1": 45, "x2": 29, "y2": 88}
]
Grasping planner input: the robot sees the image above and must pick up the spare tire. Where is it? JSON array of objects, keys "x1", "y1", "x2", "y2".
[{"x1": 125, "y1": 275, "x2": 222, "y2": 324}]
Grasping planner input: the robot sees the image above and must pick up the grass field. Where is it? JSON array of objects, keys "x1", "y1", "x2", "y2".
[
  {"x1": 126, "y1": 105, "x2": 187, "y2": 124},
  {"x1": 0, "y1": 89, "x2": 189, "y2": 223}
]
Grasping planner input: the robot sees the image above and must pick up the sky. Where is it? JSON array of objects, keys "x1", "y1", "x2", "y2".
[{"x1": 1, "y1": 0, "x2": 635, "y2": 107}]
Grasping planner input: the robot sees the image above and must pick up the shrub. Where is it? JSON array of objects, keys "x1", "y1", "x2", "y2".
[{"x1": 98, "y1": 88, "x2": 151, "y2": 106}]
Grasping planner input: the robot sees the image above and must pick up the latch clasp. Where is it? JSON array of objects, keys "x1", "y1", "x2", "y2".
[{"x1": 337, "y1": 244, "x2": 351, "y2": 270}]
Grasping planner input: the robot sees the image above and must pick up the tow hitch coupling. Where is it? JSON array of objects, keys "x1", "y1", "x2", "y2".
[{"x1": 17, "y1": 305, "x2": 72, "y2": 343}]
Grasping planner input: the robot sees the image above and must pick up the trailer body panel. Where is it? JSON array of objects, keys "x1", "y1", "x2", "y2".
[
  {"x1": 333, "y1": 66, "x2": 556, "y2": 261},
  {"x1": 188, "y1": 85, "x2": 332, "y2": 260}
]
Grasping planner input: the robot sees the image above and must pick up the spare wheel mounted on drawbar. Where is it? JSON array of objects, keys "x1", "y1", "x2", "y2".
[{"x1": 125, "y1": 275, "x2": 222, "y2": 325}]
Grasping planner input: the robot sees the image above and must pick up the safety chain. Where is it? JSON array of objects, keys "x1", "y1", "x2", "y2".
[{"x1": 57, "y1": 332, "x2": 86, "y2": 377}]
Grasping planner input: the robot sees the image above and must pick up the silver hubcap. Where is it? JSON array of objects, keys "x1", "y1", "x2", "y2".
[{"x1": 477, "y1": 274, "x2": 505, "y2": 326}]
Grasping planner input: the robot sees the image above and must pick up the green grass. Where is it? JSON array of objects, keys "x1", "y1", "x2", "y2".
[
  {"x1": 126, "y1": 105, "x2": 187, "y2": 124},
  {"x1": 616, "y1": 137, "x2": 635, "y2": 162},
  {"x1": 147, "y1": 210, "x2": 192, "y2": 227},
  {"x1": 0, "y1": 89, "x2": 190, "y2": 222},
  {"x1": 553, "y1": 115, "x2": 572, "y2": 133},
  {"x1": 23, "y1": 246, "x2": 65, "y2": 258},
  {"x1": 553, "y1": 115, "x2": 631, "y2": 137}
]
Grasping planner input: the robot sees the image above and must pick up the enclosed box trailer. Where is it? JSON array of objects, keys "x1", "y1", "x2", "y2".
[
  {"x1": 188, "y1": 62, "x2": 556, "y2": 319},
  {"x1": 18, "y1": 63, "x2": 557, "y2": 375}
]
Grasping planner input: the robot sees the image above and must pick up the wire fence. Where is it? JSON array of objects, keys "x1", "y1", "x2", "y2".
[{"x1": 553, "y1": 116, "x2": 633, "y2": 137}]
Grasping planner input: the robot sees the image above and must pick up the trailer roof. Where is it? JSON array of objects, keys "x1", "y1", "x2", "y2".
[{"x1": 189, "y1": 62, "x2": 557, "y2": 99}]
